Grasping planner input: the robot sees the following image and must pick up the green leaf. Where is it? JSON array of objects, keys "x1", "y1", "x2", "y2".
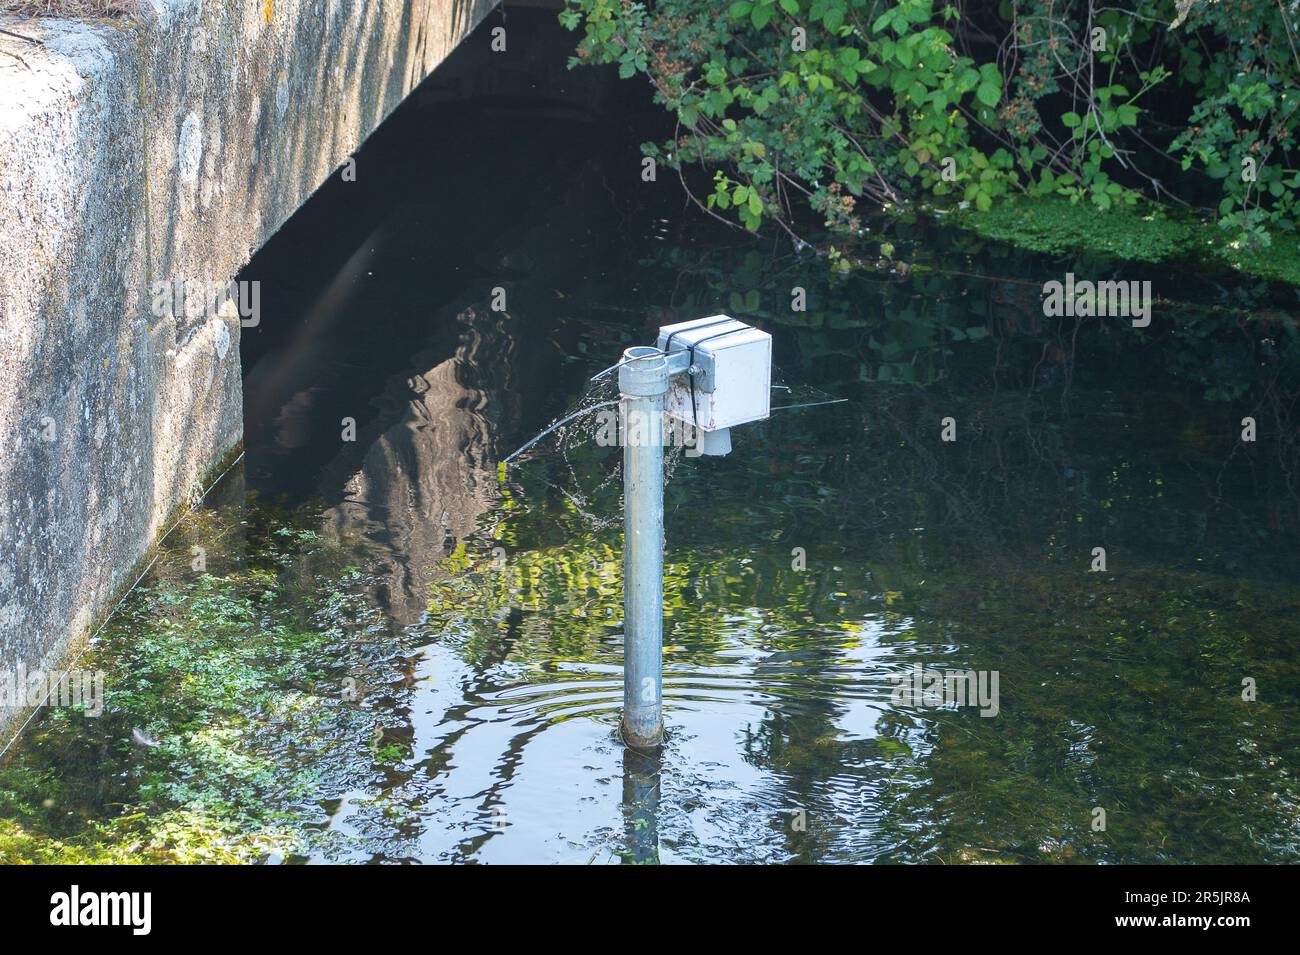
[{"x1": 976, "y1": 81, "x2": 1000, "y2": 108}]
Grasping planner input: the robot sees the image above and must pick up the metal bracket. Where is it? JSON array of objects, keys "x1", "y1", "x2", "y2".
[{"x1": 663, "y1": 347, "x2": 715, "y2": 392}]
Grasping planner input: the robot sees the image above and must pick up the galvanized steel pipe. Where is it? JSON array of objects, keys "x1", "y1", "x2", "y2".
[{"x1": 618, "y1": 346, "x2": 667, "y2": 749}]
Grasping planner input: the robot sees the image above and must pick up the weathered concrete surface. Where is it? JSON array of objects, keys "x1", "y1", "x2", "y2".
[{"x1": 0, "y1": 0, "x2": 495, "y2": 739}]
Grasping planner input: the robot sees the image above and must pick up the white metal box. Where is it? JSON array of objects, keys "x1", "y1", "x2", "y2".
[{"x1": 655, "y1": 315, "x2": 771, "y2": 431}]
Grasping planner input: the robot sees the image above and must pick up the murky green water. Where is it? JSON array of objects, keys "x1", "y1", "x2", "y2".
[{"x1": 3, "y1": 13, "x2": 1298, "y2": 864}]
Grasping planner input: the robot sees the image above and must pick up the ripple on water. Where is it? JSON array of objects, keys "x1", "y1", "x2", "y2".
[{"x1": 317, "y1": 607, "x2": 949, "y2": 863}]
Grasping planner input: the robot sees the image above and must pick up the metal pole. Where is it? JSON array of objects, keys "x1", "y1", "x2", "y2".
[{"x1": 619, "y1": 346, "x2": 667, "y2": 749}]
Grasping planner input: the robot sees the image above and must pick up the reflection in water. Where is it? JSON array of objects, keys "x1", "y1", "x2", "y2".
[
  {"x1": 317, "y1": 308, "x2": 515, "y2": 626},
  {"x1": 622, "y1": 748, "x2": 661, "y2": 865},
  {"x1": 1, "y1": 10, "x2": 1298, "y2": 865},
  {"x1": 247, "y1": 298, "x2": 528, "y2": 626}
]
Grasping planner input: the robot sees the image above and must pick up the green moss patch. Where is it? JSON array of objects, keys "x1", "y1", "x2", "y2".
[{"x1": 958, "y1": 197, "x2": 1300, "y2": 287}]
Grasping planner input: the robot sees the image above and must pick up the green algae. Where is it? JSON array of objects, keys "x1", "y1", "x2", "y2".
[
  {"x1": 0, "y1": 505, "x2": 403, "y2": 864},
  {"x1": 957, "y1": 197, "x2": 1300, "y2": 287}
]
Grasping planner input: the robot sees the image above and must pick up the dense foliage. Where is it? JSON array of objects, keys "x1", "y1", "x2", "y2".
[{"x1": 561, "y1": 0, "x2": 1300, "y2": 256}]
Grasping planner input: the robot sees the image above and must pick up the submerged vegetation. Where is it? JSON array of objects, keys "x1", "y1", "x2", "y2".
[
  {"x1": 432, "y1": 540, "x2": 1300, "y2": 863},
  {"x1": 6, "y1": 458, "x2": 1298, "y2": 863},
  {"x1": 0, "y1": 508, "x2": 404, "y2": 863},
  {"x1": 561, "y1": 0, "x2": 1300, "y2": 281}
]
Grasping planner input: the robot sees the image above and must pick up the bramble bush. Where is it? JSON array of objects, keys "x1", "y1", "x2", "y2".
[{"x1": 560, "y1": 0, "x2": 1300, "y2": 257}]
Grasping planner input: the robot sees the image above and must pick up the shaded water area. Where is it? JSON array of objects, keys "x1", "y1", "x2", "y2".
[{"x1": 3, "y1": 12, "x2": 1299, "y2": 863}]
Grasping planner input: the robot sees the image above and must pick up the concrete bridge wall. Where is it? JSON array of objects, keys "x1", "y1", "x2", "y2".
[{"x1": 0, "y1": 0, "x2": 496, "y2": 738}]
